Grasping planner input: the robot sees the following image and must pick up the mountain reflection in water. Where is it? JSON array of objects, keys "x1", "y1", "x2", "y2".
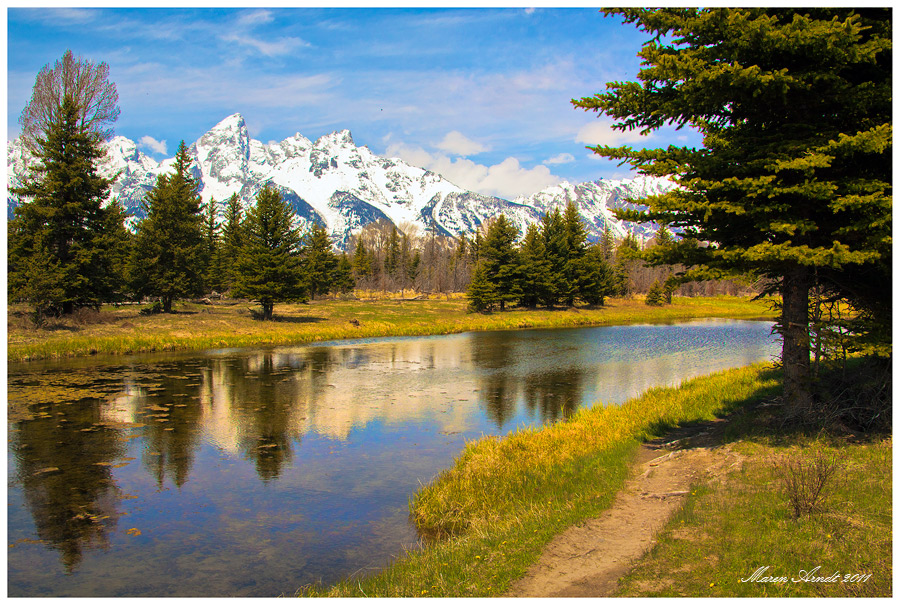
[{"x1": 7, "y1": 320, "x2": 778, "y2": 597}]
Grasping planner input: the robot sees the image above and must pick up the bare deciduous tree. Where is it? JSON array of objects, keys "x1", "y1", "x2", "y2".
[{"x1": 19, "y1": 49, "x2": 120, "y2": 153}]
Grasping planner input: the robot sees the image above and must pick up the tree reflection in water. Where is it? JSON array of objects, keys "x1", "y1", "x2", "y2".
[{"x1": 13, "y1": 399, "x2": 125, "y2": 572}]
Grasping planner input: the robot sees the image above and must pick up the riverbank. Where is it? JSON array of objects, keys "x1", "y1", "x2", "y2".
[
  {"x1": 302, "y1": 362, "x2": 891, "y2": 597},
  {"x1": 8, "y1": 295, "x2": 774, "y2": 362}
]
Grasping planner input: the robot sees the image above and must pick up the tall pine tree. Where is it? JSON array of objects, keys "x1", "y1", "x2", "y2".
[
  {"x1": 518, "y1": 224, "x2": 553, "y2": 308},
  {"x1": 574, "y1": 8, "x2": 891, "y2": 417},
  {"x1": 201, "y1": 197, "x2": 223, "y2": 293},
  {"x1": 477, "y1": 215, "x2": 522, "y2": 312},
  {"x1": 9, "y1": 95, "x2": 128, "y2": 317},
  {"x1": 233, "y1": 186, "x2": 306, "y2": 320},
  {"x1": 302, "y1": 222, "x2": 338, "y2": 300},
  {"x1": 131, "y1": 141, "x2": 204, "y2": 313},
  {"x1": 561, "y1": 201, "x2": 589, "y2": 307},
  {"x1": 220, "y1": 193, "x2": 244, "y2": 293}
]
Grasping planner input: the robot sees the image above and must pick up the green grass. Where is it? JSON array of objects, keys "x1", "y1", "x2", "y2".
[
  {"x1": 302, "y1": 363, "x2": 783, "y2": 597},
  {"x1": 614, "y1": 433, "x2": 891, "y2": 597},
  {"x1": 8, "y1": 294, "x2": 775, "y2": 362}
]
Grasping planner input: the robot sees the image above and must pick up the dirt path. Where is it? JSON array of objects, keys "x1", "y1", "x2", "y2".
[{"x1": 506, "y1": 418, "x2": 746, "y2": 597}]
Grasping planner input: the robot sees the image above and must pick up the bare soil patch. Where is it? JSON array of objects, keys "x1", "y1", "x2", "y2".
[{"x1": 506, "y1": 418, "x2": 745, "y2": 597}]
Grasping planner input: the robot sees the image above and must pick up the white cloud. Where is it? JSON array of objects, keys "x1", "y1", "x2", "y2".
[
  {"x1": 435, "y1": 131, "x2": 489, "y2": 156},
  {"x1": 576, "y1": 120, "x2": 651, "y2": 147},
  {"x1": 236, "y1": 10, "x2": 274, "y2": 28},
  {"x1": 386, "y1": 142, "x2": 559, "y2": 199},
  {"x1": 138, "y1": 136, "x2": 167, "y2": 155},
  {"x1": 220, "y1": 8, "x2": 309, "y2": 57},
  {"x1": 221, "y1": 34, "x2": 310, "y2": 57},
  {"x1": 543, "y1": 153, "x2": 575, "y2": 166}
]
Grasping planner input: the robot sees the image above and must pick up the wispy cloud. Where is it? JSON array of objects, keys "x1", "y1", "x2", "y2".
[
  {"x1": 221, "y1": 33, "x2": 310, "y2": 57},
  {"x1": 139, "y1": 135, "x2": 167, "y2": 155},
  {"x1": 220, "y1": 9, "x2": 311, "y2": 57},
  {"x1": 235, "y1": 9, "x2": 274, "y2": 28},
  {"x1": 15, "y1": 7, "x2": 98, "y2": 26},
  {"x1": 544, "y1": 153, "x2": 574, "y2": 165}
]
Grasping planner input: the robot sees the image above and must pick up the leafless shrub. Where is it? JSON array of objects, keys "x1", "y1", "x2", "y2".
[
  {"x1": 772, "y1": 451, "x2": 842, "y2": 518},
  {"x1": 69, "y1": 307, "x2": 115, "y2": 326}
]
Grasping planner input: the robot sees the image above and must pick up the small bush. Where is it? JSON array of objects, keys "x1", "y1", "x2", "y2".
[
  {"x1": 645, "y1": 280, "x2": 665, "y2": 306},
  {"x1": 772, "y1": 450, "x2": 842, "y2": 518}
]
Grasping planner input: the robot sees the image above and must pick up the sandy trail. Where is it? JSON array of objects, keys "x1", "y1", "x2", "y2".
[{"x1": 506, "y1": 419, "x2": 745, "y2": 597}]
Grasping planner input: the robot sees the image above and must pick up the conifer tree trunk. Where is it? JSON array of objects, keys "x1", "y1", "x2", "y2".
[{"x1": 781, "y1": 265, "x2": 814, "y2": 418}]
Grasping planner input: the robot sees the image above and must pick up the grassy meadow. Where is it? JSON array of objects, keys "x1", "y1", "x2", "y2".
[{"x1": 8, "y1": 294, "x2": 775, "y2": 362}]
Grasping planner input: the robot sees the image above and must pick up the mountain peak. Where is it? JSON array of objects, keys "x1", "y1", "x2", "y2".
[
  {"x1": 316, "y1": 129, "x2": 354, "y2": 147},
  {"x1": 212, "y1": 113, "x2": 247, "y2": 131}
]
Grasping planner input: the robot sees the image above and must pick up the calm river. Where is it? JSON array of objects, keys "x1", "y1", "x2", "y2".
[{"x1": 7, "y1": 319, "x2": 778, "y2": 596}]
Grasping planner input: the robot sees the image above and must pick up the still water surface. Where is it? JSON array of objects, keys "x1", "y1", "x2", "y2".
[{"x1": 8, "y1": 320, "x2": 778, "y2": 596}]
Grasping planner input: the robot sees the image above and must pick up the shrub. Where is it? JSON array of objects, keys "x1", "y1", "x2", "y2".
[{"x1": 772, "y1": 450, "x2": 842, "y2": 518}]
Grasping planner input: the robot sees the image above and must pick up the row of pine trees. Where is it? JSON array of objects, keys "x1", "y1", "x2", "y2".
[{"x1": 467, "y1": 204, "x2": 645, "y2": 312}]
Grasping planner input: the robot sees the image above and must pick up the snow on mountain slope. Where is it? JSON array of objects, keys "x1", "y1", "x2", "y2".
[{"x1": 7, "y1": 113, "x2": 677, "y2": 247}]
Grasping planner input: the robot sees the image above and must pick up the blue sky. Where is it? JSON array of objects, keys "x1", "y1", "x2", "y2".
[{"x1": 7, "y1": 6, "x2": 700, "y2": 198}]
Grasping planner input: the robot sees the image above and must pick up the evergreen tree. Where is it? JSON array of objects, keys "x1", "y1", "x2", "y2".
[
  {"x1": 130, "y1": 141, "x2": 205, "y2": 313},
  {"x1": 232, "y1": 186, "x2": 306, "y2": 320},
  {"x1": 408, "y1": 248, "x2": 421, "y2": 285},
  {"x1": 351, "y1": 238, "x2": 373, "y2": 281},
  {"x1": 466, "y1": 261, "x2": 499, "y2": 312},
  {"x1": 221, "y1": 193, "x2": 243, "y2": 293},
  {"x1": 332, "y1": 253, "x2": 356, "y2": 295},
  {"x1": 600, "y1": 224, "x2": 616, "y2": 263},
  {"x1": 518, "y1": 224, "x2": 553, "y2": 308},
  {"x1": 303, "y1": 222, "x2": 338, "y2": 299},
  {"x1": 645, "y1": 280, "x2": 665, "y2": 306},
  {"x1": 9, "y1": 95, "x2": 127, "y2": 316},
  {"x1": 472, "y1": 230, "x2": 484, "y2": 264},
  {"x1": 577, "y1": 243, "x2": 617, "y2": 306},
  {"x1": 613, "y1": 232, "x2": 642, "y2": 296},
  {"x1": 540, "y1": 208, "x2": 567, "y2": 306},
  {"x1": 561, "y1": 201, "x2": 589, "y2": 306},
  {"x1": 478, "y1": 215, "x2": 522, "y2": 311},
  {"x1": 201, "y1": 197, "x2": 223, "y2": 293},
  {"x1": 574, "y1": 8, "x2": 892, "y2": 416}
]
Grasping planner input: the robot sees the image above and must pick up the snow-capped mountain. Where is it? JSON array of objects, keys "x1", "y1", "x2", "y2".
[{"x1": 7, "y1": 113, "x2": 676, "y2": 247}]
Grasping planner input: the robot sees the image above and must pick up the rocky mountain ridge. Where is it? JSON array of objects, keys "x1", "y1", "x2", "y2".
[{"x1": 7, "y1": 113, "x2": 677, "y2": 248}]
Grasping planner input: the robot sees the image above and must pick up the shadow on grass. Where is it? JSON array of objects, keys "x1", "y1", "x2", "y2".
[
  {"x1": 647, "y1": 361, "x2": 891, "y2": 452},
  {"x1": 263, "y1": 315, "x2": 326, "y2": 324},
  {"x1": 40, "y1": 323, "x2": 81, "y2": 333}
]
